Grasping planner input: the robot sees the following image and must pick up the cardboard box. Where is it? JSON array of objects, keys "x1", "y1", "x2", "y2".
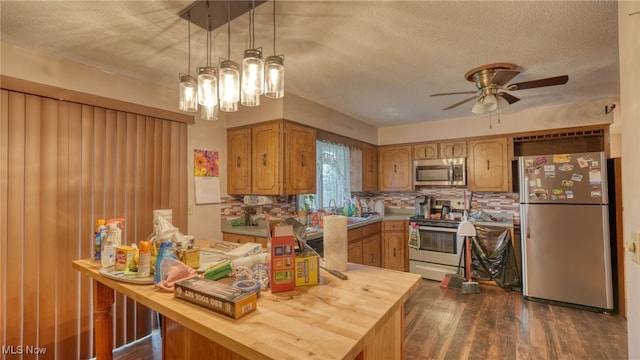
[
  {"x1": 224, "y1": 242, "x2": 262, "y2": 259},
  {"x1": 114, "y1": 245, "x2": 137, "y2": 271},
  {"x1": 174, "y1": 277, "x2": 257, "y2": 320},
  {"x1": 295, "y1": 249, "x2": 319, "y2": 286},
  {"x1": 268, "y1": 224, "x2": 296, "y2": 293}
]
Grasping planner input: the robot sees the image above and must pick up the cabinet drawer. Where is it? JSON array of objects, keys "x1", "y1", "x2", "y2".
[
  {"x1": 383, "y1": 220, "x2": 406, "y2": 231},
  {"x1": 348, "y1": 227, "x2": 363, "y2": 242},
  {"x1": 362, "y1": 222, "x2": 381, "y2": 237},
  {"x1": 222, "y1": 233, "x2": 256, "y2": 244}
]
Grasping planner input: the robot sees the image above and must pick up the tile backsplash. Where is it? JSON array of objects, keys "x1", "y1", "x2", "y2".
[{"x1": 221, "y1": 189, "x2": 521, "y2": 225}]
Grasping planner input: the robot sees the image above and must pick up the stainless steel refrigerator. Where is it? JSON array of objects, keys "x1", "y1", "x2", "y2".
[{"x1": 519, "y1": 151, "x2": 613, "y2": 311}]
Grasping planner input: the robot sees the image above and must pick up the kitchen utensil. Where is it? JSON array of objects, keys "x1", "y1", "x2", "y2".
[{"x1": 441, "y1": 205, "x2": 451, "y2": 218}]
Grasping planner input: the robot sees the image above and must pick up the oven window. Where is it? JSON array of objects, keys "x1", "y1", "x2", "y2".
[{"x1": 419, "y1": 229, "x2": 458, "y2": 254}]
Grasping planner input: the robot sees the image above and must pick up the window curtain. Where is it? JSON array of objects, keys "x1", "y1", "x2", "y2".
[{"x1": 315, "y1": 140, "x2": 351, "y2": 211}]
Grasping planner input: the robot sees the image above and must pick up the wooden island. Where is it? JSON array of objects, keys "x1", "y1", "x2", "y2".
[{"x1": 73, "y1": 258, "x2": 421, "y2": 360}]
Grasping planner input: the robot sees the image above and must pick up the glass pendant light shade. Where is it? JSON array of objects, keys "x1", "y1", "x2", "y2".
[
  {"x1": 219, "y1": 60, "x2": 240, "y2": 112},
  {"x1": 179, "y1": 74, "x2": 198, "y2": 112},
  {"x1": 197, "y1": 67, "x2": 218, "y2": 107},
  {"x1": 241, "y1": 91, "x2": 261, "y2": 107},
  {"x1": 264, "y1": 55, "x2": 284, "y2": 99},
  {"x1": 201, "y1": 103, "x2": 218, "y2": 121},
  {"x1": 495, "y1": 95, "x2": 510, "y2": 113},
  {"x1": 242, "y1": 49, "x2": 264, "y2": 97},
  {"x1": 482, "y1": 94, "x2": 498, "y2": 112},
  {"x1": 471, "y1": 97, "x2": 485, "y2": 114}
]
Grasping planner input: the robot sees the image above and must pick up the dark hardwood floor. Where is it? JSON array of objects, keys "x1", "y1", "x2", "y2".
[
  {"x1": 404, "y1": 280, "x2": 628, "y2": 360},
  {"x1": 115, "y1": 279, "x2": 628, "y2": 360}
]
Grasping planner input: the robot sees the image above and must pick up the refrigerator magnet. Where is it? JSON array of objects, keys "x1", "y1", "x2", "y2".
[
  {"x1": 561, "y1": 180, "x2": 574, "y2": 187},
  {"x1": 566, "y1": 190, "x2": 574, "y2": 199},
  {"x1": 571, "y1": 173, "x2": 583, "y2": 182},
  {"x1": 577, "y1": 157, "x2": 589, "y2": 168},
  {"x1": 545, "y1": 171, "x2": 556, "y2": 179},
  {"x1": 591, "y1": 160, "x2": 600, "y2": 168},
  {"x1": 552, "y1": 188, "x2": 564, "y2": 195},
  {"x1": 536, "y1": 156, "x2": 548, "y2": 164},
  {"x1": 591, "y1": 190, "x2": 602, "y2": 198},
  {"x1": 589, "y1": 170, "x2": 602, "y2": 184},
  {"x1": 553, "y1": 154, "x2": 571, "y2": 163},
  {"x1": 544, "y1": 165, "x2": 555, "y2": 172},
  {"x1": 558, "y1": 163, "x2": 573, "y2": 171}
]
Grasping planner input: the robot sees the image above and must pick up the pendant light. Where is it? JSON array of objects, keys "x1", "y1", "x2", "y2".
[
  {"x1": 219, "y1": 0, "x2": 240, "y2": 112},
  {"x1": 241, "y1": 0, "x2": 264, "y2": 107},
  {"x1": 265, "y1": 0, "x2": 284, "y2": 99},
  {"x1": 197, "y1": 14, "x2": 218, "y2": 109},
  {"x1": 179, "y1": 14, "x2": 197, "y2": 113}
]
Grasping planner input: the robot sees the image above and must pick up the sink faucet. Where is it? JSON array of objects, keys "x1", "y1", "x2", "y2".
[{"x1": 328, "y1": 199, "x2": 337, "y2": 214}]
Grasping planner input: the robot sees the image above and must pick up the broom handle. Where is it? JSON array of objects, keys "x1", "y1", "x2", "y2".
[{"x1": 465, "y1": 236, "x2": 472, "y2": 281}]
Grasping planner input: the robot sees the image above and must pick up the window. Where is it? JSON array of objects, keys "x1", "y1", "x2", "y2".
[{"x1": 302, "y1": 140, "x2": 351, "y2": 212}]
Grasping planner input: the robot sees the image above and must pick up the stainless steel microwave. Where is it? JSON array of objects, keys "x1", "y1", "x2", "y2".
[{"x1": 413, "y1": 158, "x2": 466, "y2": 186}]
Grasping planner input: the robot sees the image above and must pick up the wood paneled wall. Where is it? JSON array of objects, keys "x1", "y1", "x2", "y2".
[{"x1": 0, "y1": 89, "x2": 187, "y2": 359}]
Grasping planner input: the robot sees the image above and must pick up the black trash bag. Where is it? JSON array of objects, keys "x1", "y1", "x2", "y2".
[{"x1": 470, "y1": 226, "x2": 520, "y2": 289}]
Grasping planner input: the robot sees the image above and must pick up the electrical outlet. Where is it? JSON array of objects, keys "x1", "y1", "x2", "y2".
[
  {"x1": 628, "y1": 231, "x2": 640, "y2": 264},
  {"x1": 188, "y1": 204, "x2": 194, "y2": 215}
]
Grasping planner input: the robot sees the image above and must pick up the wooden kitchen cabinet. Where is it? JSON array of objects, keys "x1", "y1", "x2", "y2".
[
  {"x1": 228, "y1": 120, "x2": 316, "y2": 195},
  {"x1": 222, "y1": 233, "x2": 267, "y2": 249},
  {"x1": 383, "y1": 220, "x2": 408, "y2": 272},
  {"x1": 440, "y1": 140, "x2": 467, "y2": 158},
  {"x1": 378, "y1": 145, "x2": 412, "y2": 191},
  {"x1": 467, "y1": 136, "x2": 511, "y2": 192},
  {"x1": 362, "y1": 143, "x2": 378, "y2": 191},
  {"x1": 347, "y1": 222, "x2": 382, "y2": 267},
  {"x1": 227, "y1": 127, "x2": 252, "y2": 195},
  {"x1": 252, "y1": 122, "x2": 283, "y2": 194},
  {"x1": 284, "y1": 123, "x2": 316, "y2": 194},
  {"x1": 414, "y1": 143, "x2": 438, "y2": 160}
]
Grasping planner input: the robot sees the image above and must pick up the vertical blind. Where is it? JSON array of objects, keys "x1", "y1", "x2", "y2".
[{"x1": 0, "y1": 89, "x2": 188, "y2": 359}]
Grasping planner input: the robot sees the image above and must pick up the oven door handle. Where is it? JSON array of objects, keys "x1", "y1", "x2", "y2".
[
  {"x1": 418, "y1": 226, "x2": 458, "y2": 233},
  {"x1": 448, "y1": 161, "x2": 454, "y2": 184}
]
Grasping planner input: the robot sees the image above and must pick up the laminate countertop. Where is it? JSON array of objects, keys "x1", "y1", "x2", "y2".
[
  {"x1": 222, "y1": 211, "x2": 413, "y2": 239},
  {"x1": 73, "y1": 258, "x2": 421, "y2": 360}
]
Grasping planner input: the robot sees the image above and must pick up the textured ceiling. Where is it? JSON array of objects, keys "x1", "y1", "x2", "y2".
[{"x1": 0, "y1": 1, "x2": 620, "y2": 127}]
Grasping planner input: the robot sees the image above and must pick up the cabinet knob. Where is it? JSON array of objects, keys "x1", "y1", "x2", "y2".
[
  {"x1": 301, "y1": 154, "x2": 305, "y2": 167},
  {"x1": 263, "y1": 154, "x2": 267, "y2": 166}
]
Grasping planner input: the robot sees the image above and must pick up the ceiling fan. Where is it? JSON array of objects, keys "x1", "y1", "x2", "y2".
[{"x1": 431, "y1": 63, "x2": 569, "y2": 114}]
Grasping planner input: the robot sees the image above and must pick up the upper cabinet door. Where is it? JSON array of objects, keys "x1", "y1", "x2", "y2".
[
  {"x1": 227, "y1": 127, "x2": 252, "y2": 195},
  {"x1": 440, "y1": 140, "x2": 467, "y2": 158},
  {"x1": 284, "y1": 123, "x2": 316, "y2": 194},
  {"x1": 414, "y1": 143, "x2": 438, "y2": 160},
  {"x1": 252, "y1": 122, "x2": 282, "y2": 195},
  {"x1": 468, "y1": 137, "x2": 510, "y2": 192},
  {"x1": 362, "y1": 143, "x2": 378, "y2": 192},
  {"x1": 378, "y1": 145, "x2": 412, "y2": 191}
]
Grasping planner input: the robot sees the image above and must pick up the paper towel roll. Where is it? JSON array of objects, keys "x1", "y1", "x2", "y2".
[{"x1": 323, "y1": 215, "x2": 348, "y2": 272}]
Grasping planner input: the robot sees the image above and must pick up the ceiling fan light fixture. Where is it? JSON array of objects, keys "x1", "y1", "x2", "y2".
[
  {"x1": 482, "y1": 94, "x2": 498, "y2": 112},
  {"x1": 471, "y1": 96, "x2": 485, "y2": 114},
  {"x1": 495, "y1": 94, "x2": 510, "y2": 113},
  {"x1": 179, "y1": 74, "x2": 198, "y2": 112}
]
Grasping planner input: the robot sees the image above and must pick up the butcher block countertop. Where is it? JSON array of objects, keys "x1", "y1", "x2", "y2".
[{"x1": 73, "y1": 258, "x2": 421, "y2": 360}]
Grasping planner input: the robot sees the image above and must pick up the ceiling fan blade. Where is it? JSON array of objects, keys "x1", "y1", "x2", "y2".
[
  {"x1": 431, "y1": 90, "x2": 478, "y2": 97},
  {"x1": 500, "y1": 92, "x2": 520, "y2": 104},
  {"x1": 442, "y1": 95, "x2": 478, "y2": 110},
  {"x1": 509, "y1": 75, "x2": 569, "y2": 90},
  {"x1": 490, "y1": 70, "x2": 520, "y2": 86}
]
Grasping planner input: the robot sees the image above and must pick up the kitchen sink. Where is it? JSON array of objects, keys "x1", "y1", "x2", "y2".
[{"x1": 347, "y1": 217, "x2": 371, "y2": 224}]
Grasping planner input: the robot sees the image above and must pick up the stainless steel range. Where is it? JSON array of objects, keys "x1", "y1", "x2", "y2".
[{"x1": 408, "y1": 198, "x2": 467, "y2": 281}]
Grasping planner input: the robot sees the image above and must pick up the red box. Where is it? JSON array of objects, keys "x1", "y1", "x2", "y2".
[{"x1": 268, "y1": 225, "x2": 296, "y2": 293}]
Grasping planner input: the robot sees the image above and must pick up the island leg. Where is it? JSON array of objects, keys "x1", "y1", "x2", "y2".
[{"x1": 94, "y1": 281, "x2": 114, "y2": 360}]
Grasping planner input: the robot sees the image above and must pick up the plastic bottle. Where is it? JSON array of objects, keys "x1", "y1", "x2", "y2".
[
  {"x1": 101, "y1": 223, "x2": 120, "y2": 268},
  {"x1": 138, "y1": 240, "x2": 151, "y2": 277},
  {"x1": 154, "y1": 241, "x2": 176, "y2": 284},
  {"x1": 94, "y1": 219, "x2": 108, "y2": 261}
]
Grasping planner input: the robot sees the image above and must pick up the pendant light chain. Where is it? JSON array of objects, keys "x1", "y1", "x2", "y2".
[
  {"x1": 187, "y1": 14, "x2": 191, "y2": 74},
  {"x1": 272, "y1": 0, "x2": 276, "y2": 55},
  {"x1": 227, "y1": 0, "x2": 231, "y2": 59}
]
